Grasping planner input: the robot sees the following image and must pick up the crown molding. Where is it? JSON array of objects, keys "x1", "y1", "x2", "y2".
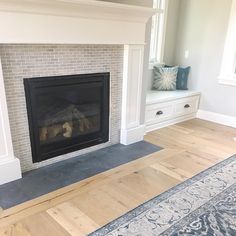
[{"x1": 0, "y1": 0, "x2": 158, "y2": 23}]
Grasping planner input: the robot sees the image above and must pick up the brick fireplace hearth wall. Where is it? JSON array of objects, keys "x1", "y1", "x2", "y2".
[{"x1": 0, "y1": 44, "x2": 123, "y2": 172}]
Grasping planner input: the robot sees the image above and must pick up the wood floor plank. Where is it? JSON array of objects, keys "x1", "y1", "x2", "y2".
[
  {"x1": 47, "y1": 202, "x2": 99, "y2": 236},
  {"x1": 162, "y1": 152, "x2": 212, "y2": 175},
  {"x1": 71, "y1": 182, "x2": 146, "y2": 226},
  {"x1": 20, "y1": 212, "x2": 71, "y2": 236},
  {"x1": 71, "y1": 188, "x2": 130, "y2": 227},
  {"x1": 0, "y1": 223, "x2": 31, "y2": 236},
  {"x1": 150, "y1": 128, "x2": 234, "y2": 158},
  {"x1": 118, "y1": 167, "x2": 181, "y2": 198},
  {"x1": 151, "y1": 160, "x2": 193, "y2": 181}
]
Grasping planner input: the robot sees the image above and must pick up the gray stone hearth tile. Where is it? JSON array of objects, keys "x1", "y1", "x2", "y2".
[{"x1": 0, "y1": 141, "x2": 162, "y2": 209}]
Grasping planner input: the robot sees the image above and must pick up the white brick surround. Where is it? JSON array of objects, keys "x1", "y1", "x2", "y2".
[{"x1": 0, "y1": 44, "x2": 123, "y2": 172}]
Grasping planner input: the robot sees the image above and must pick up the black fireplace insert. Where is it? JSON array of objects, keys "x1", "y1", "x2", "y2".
[{"x1": 24, "y1": 73, "x2": 110, "y2": 163}]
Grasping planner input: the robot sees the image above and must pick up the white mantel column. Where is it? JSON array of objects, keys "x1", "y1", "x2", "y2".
[
  {"x1": 120, "y1": 45, "x2": 146, "y2": 145},
  {"x1": 0, "y1": 58, "x2": 21, "y2": 185}
]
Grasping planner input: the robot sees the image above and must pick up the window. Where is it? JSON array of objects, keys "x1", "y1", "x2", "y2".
[
  {"x1": 149, "y1": 0, "x2": 168, "y2": 65},
  {"x1": 232, "y1": 51, "x2": 236, "y2": 74},
  {"x1": 219, "y1": 0, "x2": 236, "y2": 86}
]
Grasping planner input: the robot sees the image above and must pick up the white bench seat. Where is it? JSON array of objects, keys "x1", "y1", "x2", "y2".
[{"x1": 145, "y1": 90, "x2": 201, "y2": 132}]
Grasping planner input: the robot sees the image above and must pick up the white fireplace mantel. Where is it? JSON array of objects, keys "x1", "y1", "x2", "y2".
[
  {"x1": 0, "y1": 0, "x2": 157, "y2": 22},
  {"x1": 0, "y1": 0, "x2": 156, "y2": 184},
  {"x1": 0, "y1": 0, "x2": 158, "y2": 45}
]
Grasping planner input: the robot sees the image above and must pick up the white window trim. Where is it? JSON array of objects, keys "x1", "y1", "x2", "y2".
[
  {"x1": 218, "y1": 78, "x2": 236, "y2": 87},
  {"x1": 218, "y1": 0, "x2": 236, "y2": 86},
  {"x1": 149, "y1": 0, "x2": 169, "y2": 69}
]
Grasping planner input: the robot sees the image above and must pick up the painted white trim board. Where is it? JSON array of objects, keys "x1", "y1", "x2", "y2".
[
  {"x1": 120, "y1": 45, "x2": 145, "y2": 145},
  {"x1": 0, "y1": 158, "x2": 21, "y2": 185},
  {"x1": 121, "y1": 125, "x2": 145, "y2": 145},
  {"x1": 197, "y1": 110, "x2": 236, "y2": 128},
  {"x1": 0, "y1": 57, "x2": 22, "y2": 185}
]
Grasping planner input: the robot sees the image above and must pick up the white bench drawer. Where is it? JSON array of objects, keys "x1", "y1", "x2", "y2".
[
  {"x1": 145, "y1": 91, "x2": 200, "y2": 132},
  {"x1": 174, "y1": 96, "x2": 199, "y2": 116},
  {"x1": 146, "y1": 103, "x2": 174, "y2": 124}
]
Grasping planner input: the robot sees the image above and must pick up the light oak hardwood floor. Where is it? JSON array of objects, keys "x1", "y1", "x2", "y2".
[{"x1": 1, "y1": 119, "x2": 236, "y2": 236}]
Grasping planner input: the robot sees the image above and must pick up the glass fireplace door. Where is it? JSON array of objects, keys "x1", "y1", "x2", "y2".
[{"x1": 24, "y1": 73, "x2": 109, "y2": 163}]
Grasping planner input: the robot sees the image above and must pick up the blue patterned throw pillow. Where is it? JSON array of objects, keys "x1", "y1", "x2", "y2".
[
  {"x1": 153, "y1": 66, "x2": 178, "y2": 91},
  {"x1": 176, "y1": 67, "x2": 191, "y2": 90}
]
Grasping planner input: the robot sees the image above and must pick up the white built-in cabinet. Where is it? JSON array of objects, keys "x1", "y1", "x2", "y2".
[{"x1": 145, "y1": 90, "x2": 201, "y2": 132}]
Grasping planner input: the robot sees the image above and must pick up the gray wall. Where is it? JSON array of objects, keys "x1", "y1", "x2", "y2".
[
  {"x1": 174, "y1": 0, "x2": 236, "y2": 117},
  {"x1": 163, "y1": 0, "x2": 180, "y2": 65}
]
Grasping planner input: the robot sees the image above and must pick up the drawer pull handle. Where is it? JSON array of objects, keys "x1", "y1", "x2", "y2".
[
  {"x1": 184, "y1": 104, "x2": 190, "y2": 109},
  {"x1": 156, "y1": 111, "x2": 163, "y2": 116}
]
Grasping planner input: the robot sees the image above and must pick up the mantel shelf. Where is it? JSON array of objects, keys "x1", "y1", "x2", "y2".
[{"x1": 0, "y1": 0, "x2": 158, "y2": 23}]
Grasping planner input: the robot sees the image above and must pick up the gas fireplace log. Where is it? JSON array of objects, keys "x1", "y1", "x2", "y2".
[
  {"x1": 41, "y1": 104, "x2": 94, "y2": 126},
  {"x1": 42, "y1": 105, "x2": 75, "y2": 126},
  {"x1": 63, "y1": 121, "x2": 73, "y2": 138},
  {"x1": 47, "y1": 124, "x2": 64, "y2": 139},
  {"x1": 73, "y1": 108, "x2": 91, "y2": 132},
  {"x1": 40, "y1": 127, "x2": 48, "y2": 142},
  {"x1": 39, "y1": 105, "x2": 92, "y2": 141}
]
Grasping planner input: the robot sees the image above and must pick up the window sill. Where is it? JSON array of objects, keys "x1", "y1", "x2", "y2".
[{"x1": 218, "y1": 75, "x2": 236, "y2": 87}]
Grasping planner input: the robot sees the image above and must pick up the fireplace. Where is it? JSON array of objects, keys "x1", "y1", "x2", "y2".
[
  {"x1": 0, "y1": 1, "x2": 153, "y2": 184},
  {"x1": 24, "y1": 73, "x2": 110, "y2": 163}
]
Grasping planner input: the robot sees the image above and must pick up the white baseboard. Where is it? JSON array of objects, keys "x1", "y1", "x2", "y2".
[
  {"x1": 197, "y1": 110, "x2": 236, "y2": 128},
  {"x1": 0, "y1": 157, "x2": 22, "y2": 185},
  {"x1": 120, "y1": 125, "x2": 145, "y2": 145}
]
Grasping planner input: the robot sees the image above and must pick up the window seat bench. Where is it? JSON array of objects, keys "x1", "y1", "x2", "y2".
[{"x1": 145, "y1": 90, "x2": 201, "y2": 132}]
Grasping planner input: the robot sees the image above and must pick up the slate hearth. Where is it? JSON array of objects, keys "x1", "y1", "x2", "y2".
[{"x1": 0, "y1": 141, "x2": 161, "y2": 209}]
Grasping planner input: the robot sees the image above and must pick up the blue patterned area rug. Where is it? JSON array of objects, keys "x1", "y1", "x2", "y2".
[{"x1": 89, "y1": 155, "x2": 236, "y2": 236}]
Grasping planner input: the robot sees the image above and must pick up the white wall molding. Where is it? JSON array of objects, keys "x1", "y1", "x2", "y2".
[
  {"x1": 218, "y1": 77, "x2": 236, "y2": 87},
  {"x1": 0, "y1": 158, "x2": 21, "y2": 186},
  {"x1": 0, "y1": 57, "x2": 21, "y2": 185},
  {"x1": 218, "y1": 0, "x2": 236, "y2": 86},
  {"x1": 121, "y1": 125, "x2": 146, "y2": 145},
  {"x1": 197, "y1": 110, "x2": 236, "y2": 128},
  {"x1": 121, "y1": 45, "x2": 145, "y2": 145}
]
